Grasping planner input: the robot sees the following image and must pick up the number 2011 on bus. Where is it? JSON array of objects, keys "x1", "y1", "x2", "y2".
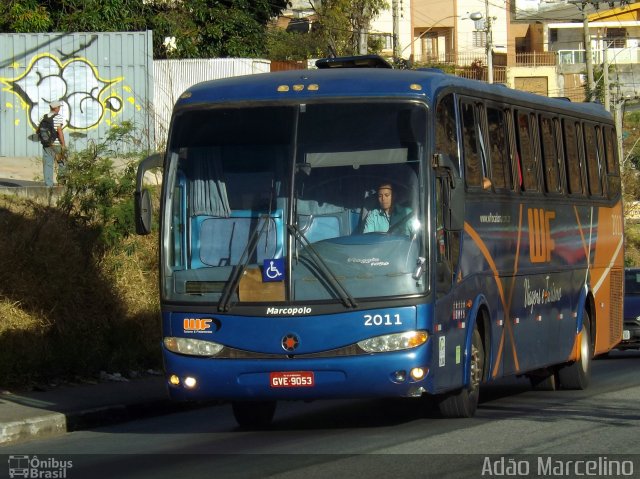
[{"x1": 364, "y1": 314, "x2": 402, "y2": 326}]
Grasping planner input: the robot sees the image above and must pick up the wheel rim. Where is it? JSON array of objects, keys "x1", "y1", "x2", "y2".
[
  {"x1": 470, "y1": 343, "x2": 482, "y2": 389},
  {"x1": 579, "y1": 325, "x2": 590, "y2": 374}
]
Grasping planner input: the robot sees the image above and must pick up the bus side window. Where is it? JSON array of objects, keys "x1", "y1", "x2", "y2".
[
  {"x1": 476, "y1": 103, "x2": 492, "y2": 190},
  {"x1": 515, "y1": 111, "x2": 539, "y2": 192},
  {"x1": 540, "y1": 115, "x2": 563, "y2": 194},
  {"x1": 461, "y1": 100, "x2": 483, "y2": 189},
  {"x1": 435, "y1": 93, "x2": 460, "y2": 174},
  {"x1": 487, "y1": 106, "x2": 511, "y2": 191},
  {"x1": 505, "y1": 108, "x2": 522, "y2": 190},
  {"x1": 461, "y1": 100, "x2": 491, "y2": 190},
  {"x1": 603, "y1": 126, "x2": 621, "y2": 198},
  {"x1": 562, "y1": 119, "x2": 584, "y2": 196},
  {"x1": 584, "y1": 123, "x2": 603, "y2": 197},
  {"x1": 596, "y1": 126, "x2": 607, "y2": 198}
]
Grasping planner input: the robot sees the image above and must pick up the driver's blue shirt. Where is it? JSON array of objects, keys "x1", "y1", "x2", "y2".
[{"x1": 363, "y1": 206, "x2": 411, "y2": 234}]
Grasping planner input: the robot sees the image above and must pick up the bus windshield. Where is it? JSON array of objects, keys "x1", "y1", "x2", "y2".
[{"x1": 163, "y1": 101, "x2": 428, "y2": 305}]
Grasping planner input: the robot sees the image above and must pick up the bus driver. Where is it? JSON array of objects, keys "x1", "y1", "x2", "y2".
[{"x1": 363, "y1": 183, "x2": 411, "y2": 234}]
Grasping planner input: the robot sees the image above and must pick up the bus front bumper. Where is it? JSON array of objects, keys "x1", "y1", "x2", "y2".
[{"x1": 163, "y1": 348, "x2": 434, "y2": 401}]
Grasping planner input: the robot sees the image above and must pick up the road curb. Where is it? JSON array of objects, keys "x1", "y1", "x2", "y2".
[
  {"x1": 0, "y1": 185, "x2": 63, "y2": 201},
  {"x1": 0, "y1": 413, "x2": 67, "y2": 446},
  {"x1": 0, "y1": 398, "x2": 217, "y2": 446}
]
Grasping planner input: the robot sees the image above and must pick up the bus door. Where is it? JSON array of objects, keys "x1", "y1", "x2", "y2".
[{"x1": 433, "y1": 151, "x2": 465, "y2": 391}]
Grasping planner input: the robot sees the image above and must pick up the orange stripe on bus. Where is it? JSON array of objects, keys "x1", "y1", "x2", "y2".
[
  {"x1": 573, "y1": 205, "x2": 591, "y2": 264},
  {"x1": 465, "y1": 218, "x2": 521, "y2": 374}
]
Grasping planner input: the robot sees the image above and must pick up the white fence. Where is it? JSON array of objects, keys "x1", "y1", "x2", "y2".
[{"x1": 152, "y1": 58, "x2": 271, "y2": 149}]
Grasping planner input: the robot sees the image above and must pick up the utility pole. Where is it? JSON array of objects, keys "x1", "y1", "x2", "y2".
[
  {"x1": 357, "y1": 5, "x2": 369, "y2": 55},
  {"x1": 469, "y1": 6, "x2": 493, "y2": 83},
  {"x1": 359, "y1": 30, "x2": 368, "y2": 55},
  {"x1": 569, "y1": 1, "x2": 596, "y2": 100},
  {"x1": 485, "y1": 0, "x2": 493, "y2": 84},
  {"x1": 603, "y1": 38, "x2": 611, "y2": 111},
  {"x1": 582, "y1": 6, "x2": 595, "y2": 100},
  {"x1": 392, "y1": 0, "x2": 400, "y2": 59},
  {"x1": 614, "y1": 93, "x2": 625, "y2": 165}
]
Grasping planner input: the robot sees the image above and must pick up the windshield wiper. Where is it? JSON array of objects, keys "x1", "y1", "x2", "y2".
[
  {"x1": 288, "y1": 224, "x2": 357, "y2": 309},
  {"x1": 218, "y1": 216, "x2": 269, "y2": 312}
]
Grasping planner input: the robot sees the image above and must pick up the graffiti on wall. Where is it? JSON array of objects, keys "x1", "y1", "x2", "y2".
[{"x1": 1, "y1": 53, "x2": 140, "y2": 135}]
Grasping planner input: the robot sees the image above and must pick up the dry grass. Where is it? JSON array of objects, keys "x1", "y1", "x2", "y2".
[{"x1": 0, "y1": 195, "x2": 161, "y2": 388}]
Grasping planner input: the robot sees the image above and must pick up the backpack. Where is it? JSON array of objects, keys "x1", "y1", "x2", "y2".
[{"x1": 37, "y1": 115, "x2": 57, "y2": 146}]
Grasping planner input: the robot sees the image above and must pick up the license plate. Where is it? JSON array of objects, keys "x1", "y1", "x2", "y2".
[
  {"x1": 623, "y1": 330, "x2": 630, "y2": 341},
  {"x1": 270, "y1": 371, "x2": 314, "y2": 388}
]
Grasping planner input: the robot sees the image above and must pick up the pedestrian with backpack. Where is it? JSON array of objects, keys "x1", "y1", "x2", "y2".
[{"x1": 37, "y1": 100, "x2": 66, "y2": 187}]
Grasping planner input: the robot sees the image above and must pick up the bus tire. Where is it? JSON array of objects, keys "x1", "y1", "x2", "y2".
[
  {"x1": 232, "y1": 400, "x2": 277, "y2": 429},
  {"x1": 557, "y1": 311, "x2": 592, "y2": 390},
  {"x1": 438, "y1": 327, "x2": 484, "y2": 418}
]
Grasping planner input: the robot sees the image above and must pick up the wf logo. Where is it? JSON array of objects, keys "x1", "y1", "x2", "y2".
[
  {"x1": 184, "y1": 318, "x2": 212, "y2": 331},
  {"x1": 528, "y1": 208, "x2": 555, "y2": 263}
]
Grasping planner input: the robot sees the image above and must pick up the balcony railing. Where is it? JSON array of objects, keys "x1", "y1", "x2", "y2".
[
  {"x1": 415, "y1": 45, "x2": 640, "y2": 69},
  {"x1": 558, "y1": 46, "x2": 640, "y2": 65},
  {"x1": 415, "y1": 51, "x2": 558, "y2": 68},
  {"x1": 414, "y1": 52, "x2": 485, "y2": 66},
  {"x1": 455, "y1": 65, "x2": 507, "y2": 84},
  {"x1": 514, "y1": 52, "x2": 557, "y2": 66}
]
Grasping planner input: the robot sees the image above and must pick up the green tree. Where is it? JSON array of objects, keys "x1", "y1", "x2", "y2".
[
  {"x1": 313, "y1": 0, "x2": 388, "y2": 56},
  {"x1": 150, "y1": 0, "x2": 282, "y2": 59},
  {"x1": 1, "y1": 0, "x2": 289, "y2": 59},
  {"x1": 0, "y1": 0, "x2": 52, "y2": 32},
  {"x1": 266, "y1": 27, "x2": 326, "y2": 61},
  {"x1": 621, "y1": 110, "x2": 640, "y2": 265},
  {"x1": 266, "y1": 0, "x2": 388, "y2": 61},
  {"x1": 622, "y1": 110, "x2": 640, "y2": 171}
]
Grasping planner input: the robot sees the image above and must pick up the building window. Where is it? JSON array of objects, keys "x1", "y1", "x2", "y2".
[
  {"x1": 371, "y1": 33, "x2": 393, "y2": 51},
  {"x1": 472, "y1": 31, "x2": 486, "y2": 48},
  {"x1": 606, "y1": 28, "x2": 626, "y2": 48}
]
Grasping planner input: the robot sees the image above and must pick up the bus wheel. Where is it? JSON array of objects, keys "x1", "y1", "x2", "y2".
[
  {"x1": 438, "y1": 327, "x2": 484, "y2": 418},
  {"x1": 557, "y1": 311, "x2": 592, "y2": 390},
  {"x1": 232, "y1": 400, "x2": 277, "y2": 429}
]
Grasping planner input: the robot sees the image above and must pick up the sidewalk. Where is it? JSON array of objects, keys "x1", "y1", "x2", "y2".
[
  {"x1": 0, "y1": 375, "x2": 183, "y2": 447},
  {"x1": 0, "y1": 156, "x2": 41, "y2": 183},
  {"x1": 0, "y1": 156, "x2": 60, "y2": 200}
]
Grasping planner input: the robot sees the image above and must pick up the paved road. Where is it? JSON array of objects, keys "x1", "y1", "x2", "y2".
[{"x1": 2, "y1": 350, "x2": 638, "y2": 479}]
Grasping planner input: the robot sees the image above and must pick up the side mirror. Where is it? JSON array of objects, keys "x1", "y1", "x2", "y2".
[
  {"x1": 134, "y1": 153, "x2": 163, "y2": 235},
  {"x1": 135, "y1": 189, "x2": 153, "y2": 235}
]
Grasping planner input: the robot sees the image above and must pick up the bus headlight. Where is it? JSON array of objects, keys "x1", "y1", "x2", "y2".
[
  {"x1": 164, "y1": 337, "x2": 224, "y2": 357},
  {"x1": 358, "y1": 331, "x2": 428, "y2": 353}
]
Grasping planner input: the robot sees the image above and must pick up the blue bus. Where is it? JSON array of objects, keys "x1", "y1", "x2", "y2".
[{"x1": 135, "y1": 56, "x2": 624, "y2": 426}]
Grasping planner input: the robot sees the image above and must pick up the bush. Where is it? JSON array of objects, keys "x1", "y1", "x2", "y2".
[{"x1": 57, "y1": 121, "x2": 148, "y2": 249}]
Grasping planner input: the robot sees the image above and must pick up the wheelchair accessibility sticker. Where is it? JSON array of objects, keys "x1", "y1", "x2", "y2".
[{"x1": 263, "y1": 258, "x2": 285, "y2": 282}]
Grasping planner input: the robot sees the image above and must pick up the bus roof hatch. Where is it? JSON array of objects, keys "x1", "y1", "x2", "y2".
[{"x1": 315, "y1": 55, "x2": 393, "y2": 69}]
